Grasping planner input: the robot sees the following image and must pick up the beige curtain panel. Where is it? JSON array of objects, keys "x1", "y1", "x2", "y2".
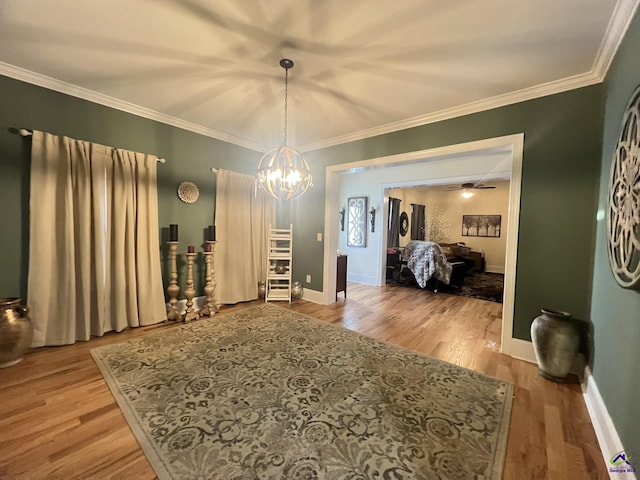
[
  {"x1": 27, "y1": 131, "x2": 166, "y2": 347},
  {"x1": 214, "y1": 170, "x2": 275, "y2": 304}
]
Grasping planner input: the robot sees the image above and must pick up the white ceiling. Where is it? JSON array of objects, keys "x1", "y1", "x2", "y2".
[
  {"x1": 406, "y1": 179, "x2": 511, "y2": 193},
  {"x1": 0, "y1": 0, "x2": 637, "y2": 152}
]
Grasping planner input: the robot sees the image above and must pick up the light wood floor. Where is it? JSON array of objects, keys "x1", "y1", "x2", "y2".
[{"x1": 0, "y1": 283, "x2": 607, "y2": 479}]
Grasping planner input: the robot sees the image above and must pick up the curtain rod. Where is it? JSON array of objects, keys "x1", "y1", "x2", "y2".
[
  {"x1": 10, "y1": 128, "x2": 166, "y2": 163},
  {"x1": 211, "y1": 168, "x2": 257, "y2": 176}
]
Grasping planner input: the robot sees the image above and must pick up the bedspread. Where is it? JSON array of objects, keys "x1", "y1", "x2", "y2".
[{"x1": 402, "y1": 241, "x2": 452, "y2": 288}]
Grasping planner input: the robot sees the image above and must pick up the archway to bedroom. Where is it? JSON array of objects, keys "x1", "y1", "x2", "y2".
[{"x1": 322, "y1": 134, "x2": 523, "y2": 356}]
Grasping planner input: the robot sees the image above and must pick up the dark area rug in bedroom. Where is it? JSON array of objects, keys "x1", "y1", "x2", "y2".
[
  {"x1": 389, "y1": 271, "x2": 504, "y2": 303},
  {"x1": 456, "y1": 271, "x2": 504, "y2": 303}
]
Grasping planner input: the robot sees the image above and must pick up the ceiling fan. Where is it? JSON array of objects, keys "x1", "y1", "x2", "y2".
[
  {"x1": 444, "y1": 182, "x2": 496, "y2": 191},
  {"x1": 445, "y1": 182, "x2": 496, "y2": 198}
]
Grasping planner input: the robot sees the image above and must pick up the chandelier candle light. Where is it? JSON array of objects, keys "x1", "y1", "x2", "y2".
[{"x1": 257, "y1": 59, "x2": 313, "y2": 200}]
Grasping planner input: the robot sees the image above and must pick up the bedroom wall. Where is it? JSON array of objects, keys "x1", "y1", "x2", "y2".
[
  {"x1": 0, "y1": 75, "x2": 258, "y2": 300},
  {"x1": 384, "y1": 187, "x2": 428, "y2": 248},
  {"x1": 388, "y1": 182, "x2": 510, "y2": 272},
  {"x1": 589, "y1": 7, "x2": 640, "y2": 462}
]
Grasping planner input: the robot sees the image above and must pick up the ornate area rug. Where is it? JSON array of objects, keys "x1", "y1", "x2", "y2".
[{"x1": 91, "y1": 304, "x2": 513, "y2": 479}]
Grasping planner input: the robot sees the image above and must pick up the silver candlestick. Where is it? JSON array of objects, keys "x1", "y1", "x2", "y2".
[
  {"x1": 166, "y1": 241, "x2": 180, "y2": 321},
  {"x1": 183, "y1": 251, "x2": 198, "y2": 322},
  {"x1": 202, "y1": 241, "x2": 219, "y2": 316}
]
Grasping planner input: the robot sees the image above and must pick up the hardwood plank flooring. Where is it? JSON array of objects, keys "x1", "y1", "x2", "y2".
[{"x1": 0, "y1": 282, "x2": 608, "y2": 479}]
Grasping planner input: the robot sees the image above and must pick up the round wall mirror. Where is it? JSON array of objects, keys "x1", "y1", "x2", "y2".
[{"x1": 399, "y1": 212, "x2": 409, "y2": 236}]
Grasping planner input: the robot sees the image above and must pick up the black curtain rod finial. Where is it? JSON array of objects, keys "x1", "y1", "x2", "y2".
[{"x1": 8, "y1": 127, "x2": 33, "y2": 136}]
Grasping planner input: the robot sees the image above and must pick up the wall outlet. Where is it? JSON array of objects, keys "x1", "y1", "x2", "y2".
[{"x1": 306, "y1": 274, "x2": 311, "y2": 283}]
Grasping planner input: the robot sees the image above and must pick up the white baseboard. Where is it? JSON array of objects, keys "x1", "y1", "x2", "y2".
[
  {"x1": 301, "y1": 288, "x2": 325, "y2": 304},
  {"x1": 169, "y1": 291, "x2": 328, "y2": 309},
  {"x1": 582, "y1": 366, "x2": 637, "y2": 479},
  {"x1": 502, "y1": 337, "x2": 537, "y2": 364},
  {"x1": 347, "y1": 272, "x2": 379, "y2": 285},
  {"x1": 485, "y1": 265, "x2": 505, "y2": 274}
]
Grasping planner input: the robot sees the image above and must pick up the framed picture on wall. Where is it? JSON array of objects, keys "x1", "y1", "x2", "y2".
[
  {"x1": 347, "y1": 197, "x2": 368, "y2": 247},
  {"x1": 462, "y1": 214, "x2": 501, "y2": 237}
]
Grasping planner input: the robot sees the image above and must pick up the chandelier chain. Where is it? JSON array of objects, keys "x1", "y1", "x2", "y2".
[
  {"x1": 256, "y1": 58, "x2": 312, "y2": 200},
  {"x1": 283, "y1": 67, "x2": 288, "y2": 146}
]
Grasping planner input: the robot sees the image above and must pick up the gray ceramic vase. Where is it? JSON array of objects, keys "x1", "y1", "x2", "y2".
[{"x1": 530, "y1": 308, "x2": 579, "y2": 382}]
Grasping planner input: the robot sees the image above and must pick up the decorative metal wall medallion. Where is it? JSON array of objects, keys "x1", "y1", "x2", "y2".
[
  {"x1": 607, "y1": 84, "x2": 640, "y2": 289},
  {"x1": 177, "y1": 181, "x2": 200, "y2": 203}
]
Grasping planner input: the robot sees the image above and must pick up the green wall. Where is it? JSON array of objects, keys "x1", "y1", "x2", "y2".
[
  {"x1": 298, "y1": 85, "x2": 603, "y2": 340},
  {"x1": 590, "y1": 8, "x2": 640, "y2": 461},
  {"x1": 0, "y1": 75, "x2": 257, "y2": 299},
  {"x1": 0, "y1": 66, "x2": 604, "y2": 345}
]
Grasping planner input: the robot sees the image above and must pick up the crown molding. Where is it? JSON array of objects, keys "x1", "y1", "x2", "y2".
[
  {"x1": 3, "y1": 0, "x2": 638, "y2": 154},
  {"x1": 0, "y1": 62, "x2": 266, "y2": 152},
  {"x1": 300, "y1": 71, "x2": 602, "y2": 152},
  {"x1": 591, "y1": 0, "x2": 640, "y2": 78},
  {"x1": 301, "y1": 0, "x2": 640, "y2": 152}
]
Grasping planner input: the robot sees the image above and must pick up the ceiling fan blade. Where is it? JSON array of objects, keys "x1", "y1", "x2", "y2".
[{"x1": 444, "y1": 182, "x2": 497, "y2": 191}]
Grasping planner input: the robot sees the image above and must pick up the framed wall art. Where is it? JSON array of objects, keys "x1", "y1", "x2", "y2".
[
  {"x1": 347, "y1": 196, "x2": 368, "y2": 247},
  {"x1": 462, "y1": 214, "x2": 501, "y2": 237}
]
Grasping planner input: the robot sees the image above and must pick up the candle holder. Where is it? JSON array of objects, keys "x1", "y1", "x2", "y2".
[
  {"x1": 202, "y1": 241, "x2": 219, "y2": 316},
  {"x1": 183, "y1": 251, "x2": 198, "y2": 322},
  {"x1": 166, "y1": 241, "x2": 180, "y2": 321}
]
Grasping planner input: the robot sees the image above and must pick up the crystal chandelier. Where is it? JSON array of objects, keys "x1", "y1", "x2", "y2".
[{"x1": 257, "y1": 59, "x2": 312, "y2": 200}]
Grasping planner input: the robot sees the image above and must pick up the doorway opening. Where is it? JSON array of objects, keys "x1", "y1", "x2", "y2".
[{"x1": 322, "y1": 134, "x2": 523, "y2": 357}]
